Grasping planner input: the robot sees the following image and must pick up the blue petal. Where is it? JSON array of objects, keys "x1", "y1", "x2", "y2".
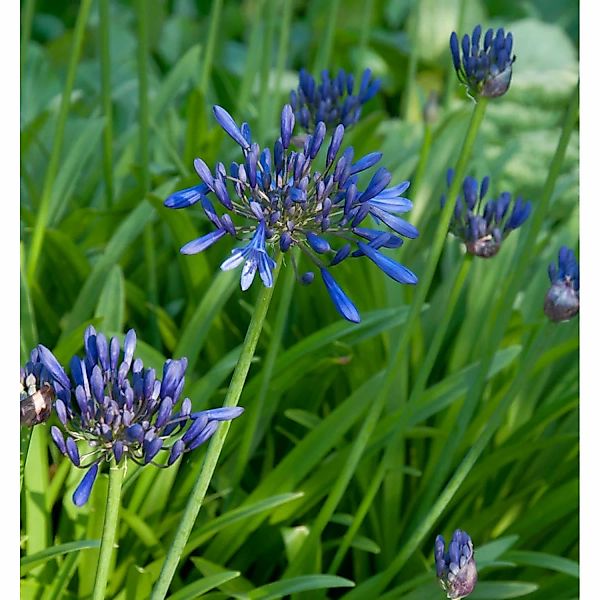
[
  {"x1": 369, "y1": 206, "x2": 419, "y2": 238},
  {"x1": 320, "y1": 268, "x2": 360, "y2": 323},
  {"x1": 350, "y1": 152, "x2": 382, "y2": 175},
  {"x1": 357, "y1": 242, "x2": 418, "y2": 284},
  {"x1": 213, "y1": 105, "x2": 250, "y2": 149},
  {"x1": 191, "y1": 407, "x2": 245, "y2": 421},
  {"x1": 73, "y1": 464, "x2": 99, "y2": 507},
  {"x1": 306, "y1": 232, "x2": 331, "y2": 254},
  {"x1": 181, "y1": 229, "x2": 226, "y2": 255},
  {"x1": 36, "y1": 345, "x2": 70, "y2": 390},
  {"x1": 164, "y1": 184, "x2": 208, "y2": 209}
]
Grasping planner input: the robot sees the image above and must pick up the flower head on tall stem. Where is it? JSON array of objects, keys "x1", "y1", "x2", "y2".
[
  {"x1": 37, "y1": 326, "x2": 243, "y2": 506},
  {"x1": 165, "y1": 103, "x2": 418, "y2": 323},
  {"x1": 290, "y1": 68, "x2": 381, "y2": 133},
  {"x1": 450, "y1": 25, "x2": 515, "y2": 99},
  {"x1": 441, "y1": 170, "x2": 531, "y2": 258},
  {"x1": 435, "y1": 529, "x2": 478, "y2": 599},
  {"x1": 544, "y1": 246, "x2": 579, "y2": 322}
]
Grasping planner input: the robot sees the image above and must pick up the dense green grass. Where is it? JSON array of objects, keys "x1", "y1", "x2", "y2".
[{"x1": 21, "y1": 0, "x2": 579, "y2": 598}]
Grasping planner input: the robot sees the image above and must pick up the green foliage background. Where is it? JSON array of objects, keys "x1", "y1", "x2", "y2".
[{"x1": 20, "y1": 0, "x2": 579, "y2": 598}]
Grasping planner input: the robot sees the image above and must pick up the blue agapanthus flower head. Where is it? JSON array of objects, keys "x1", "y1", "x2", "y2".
[
  {"x1": 20, "y1": 346, "x2": 70, "y2": 426},
  {"x1": 38, "y1": 326, "x2": 243, "y2": 506},
  {"x1": 164, "y1": 103, "x2": 418, "y2": 323},
  {"x1": 435, "y1": 530, "x2": 478, "y2": 599},
  {"x1": 450, "y1": 25, "x2": 515, "y2": 99},
  {"x1": 442, "y1": 169, "x2": 531, "y2": 258},
  {"x1": 544, "y1": 246, "x2": 579, "y2": 322},
  {"x1": 290, "y1": 68, "x2": 381, "y2": 133}
]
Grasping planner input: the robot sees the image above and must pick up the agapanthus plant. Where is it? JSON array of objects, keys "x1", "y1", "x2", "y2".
[
  {"x1": 435, "y1": 530, "x2": 478, "y2": 599},
  {"x1": 290, "y1": 68, "x2": 381, "y2": 133},
  {"x1": 450, "y1": 25, "x2": 515, "y2": 99},
  {"x1": 544, "y1": 246, "x2": 579, "y2": 322},
  {"x1": 441, "y1": 170, "x2": 531, "y2": 258},
  {"x1": 34, "y1": 326, "x2": 243, "y2": 506},
  {"x1": 165, "y1": 104, "x2": 418, "y2": 323}
]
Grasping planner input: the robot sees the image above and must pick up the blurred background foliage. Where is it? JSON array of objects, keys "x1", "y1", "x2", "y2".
[{"x1": 21, "y1": 0, "x2": 579, "y2": 598}]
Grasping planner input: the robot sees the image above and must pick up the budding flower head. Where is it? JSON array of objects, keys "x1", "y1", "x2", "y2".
[
  {"x1": 450, "y1": 25, "x2": 515, "y2": 99},
  {"x1": 290, "y1": 68, "x2": 381, "y2": 134},
  {"x1": 435, "y1": 530, "x2": 477, "y2": 599},
  {"x1": 544, "y1": 246, "x2": 579, "y2": 322},
  {"x1": 441, "y1": 170, "x2": 531, "y2": 258},
  {"x1": 165, "y1": 104, "x2": 419, "y2": 323},
  {"x1": 41, "y1": 326, "x2": 244, "y2": 506}
]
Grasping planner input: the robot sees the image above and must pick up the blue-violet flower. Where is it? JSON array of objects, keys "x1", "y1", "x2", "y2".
[
  {"x1": 450, "y1": 25, "x2": 515, "y2": 99},
  {"x1": 165, "y1": 104, "x2": 418, "y2": 323},
  {"x1": 291, "y1": 68, "x2": 381, "y2": 133},
  {"x1": 442, "y1": 170, "x2": 531, "y2": 258},
  {"x1": 38, "y1": 326, "x2": 244, "y2": 506},
  {"x1": 544, "y1": 246, "x2": 579, "y2": 322},
  {"x1": 435, "y1": 530, "x2": 478, "y2": 599}
]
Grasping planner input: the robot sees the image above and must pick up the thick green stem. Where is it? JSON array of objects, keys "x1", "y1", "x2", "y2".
[
  {"x1": 26, "y1": 0, "x2": 93, "y2": 282},
  {"x1": 234, "y1": 255, "x2": 296, "y2": 483},
  {"x1": 92, "y1": 461, "x2": 126, "y2": 600},
  {"x1": 284, "y1": 98, "x2": 488, "y2": 577},
  {"x1": 99, "y1": 0, "x2": 114, "y2": 207},
  {"x1": 150, "y1": 259, "x2": 281, "y2": 600}
]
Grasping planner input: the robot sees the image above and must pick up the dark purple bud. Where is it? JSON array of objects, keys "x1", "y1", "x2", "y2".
[
  {"x1": 126, "y1": 424, "x2": 144, "y2": 444},
  {"x1": 143, "y1": 438, "x2": 163, "y2": 464},
  {"x1": 213, "y1": 178, "x2": 233, "y2": 210},
  {"x1": 73, "y1": 464, "x2": 99, "y2": 507},
  {"x1": 301, "y1": 272, "x2": 315, "y2": 285},
  {"x1": 168, "y1": 440, "x2": 186, "y2": 466},
  {"x1": 331, "y1": 244, "x2": 351, "y2": 266},
  {"x1": 90, "y1": 365, "x2": 104, "y2": 404},
  {"x1": 113, "y1": 441, "x2": 124, "y2": 463},
  {"x1": 187, "y1": 420, "x2": 219, "y2": 450},
  {"x1": 182, "y1": 414, "x2": 209, "y2": 443}
]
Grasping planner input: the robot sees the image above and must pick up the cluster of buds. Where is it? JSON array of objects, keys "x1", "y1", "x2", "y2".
[
  {"x1": 450, "y1": 25, "x2": 515, "y2": 99},
  {"x1": 544, "y1": 246, "x2": 579, "y2": 322},
  {"x1": 435, "y1": 530, "x2": 478, "y2": 599},
  {"x1": 442, "y1": 170, "x2": 531, "y2": 258}
]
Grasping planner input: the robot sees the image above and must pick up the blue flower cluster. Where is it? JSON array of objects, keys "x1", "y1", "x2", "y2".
[
  {"x1": 441, "y1": 170, "x2": 531, "y2": 258},
  {"x1": 33, "y1": 326, "x2": 243, "y2": 506},
  {"x1": 544, "y1": 246, "x2": 579, "y2": 322},
  {"x1": 290, "y1": 68, "x2": 381, "y2": 133},
  {"x1": 165, "y1": 103, "x2": 418, "y2": 323},
  {"x1": 435, "y1": 530, "x2": 478, "y2": 599},
  {"x1": 450, "y1": 25, "x2": 515, "y2": 99}
]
